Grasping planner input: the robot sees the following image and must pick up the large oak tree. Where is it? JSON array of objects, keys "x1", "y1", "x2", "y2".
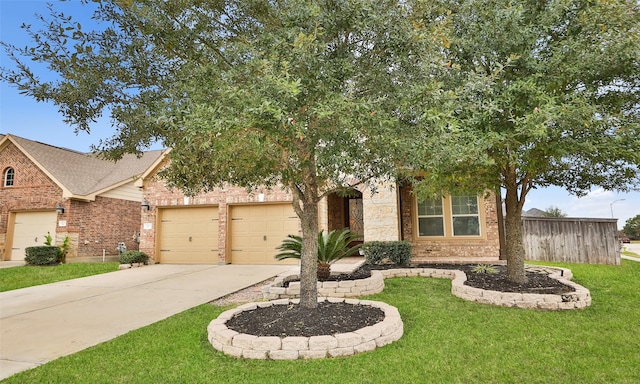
[
  {"x1": 1, "y1": 0, "x2": 437, "y2": 308},
  {"x1": 411, "y1": 0, "x2": 640, "y2": 282}
]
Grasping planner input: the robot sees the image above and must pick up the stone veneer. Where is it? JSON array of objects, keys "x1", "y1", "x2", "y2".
[
  {"x1": 263, "y1": 265, "x2": 591, "y2": 311},
  {"x1": 208, "y1": 298, "x2": 403, "y2": 360}
]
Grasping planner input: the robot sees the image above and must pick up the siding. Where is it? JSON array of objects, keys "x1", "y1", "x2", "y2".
[
  {"x1": 522, "y1": 217, "x2": 620, "y2": 265},
  {"x1": 100, "y1": 182, "x2": 142, "y2": 201}
]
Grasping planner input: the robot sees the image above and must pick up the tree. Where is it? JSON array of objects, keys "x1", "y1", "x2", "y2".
[
  {"x1": 623, "y1": 215, "x2": 640, "y2": 240},
  {"x1": 541, "y1": 206, "x2": 567, "y2": 218},
  {"x1": 1, "y1": 0, "x2": 435, "y2": 308},
  {"x1": 411, "y1": 0, "x2": 640, "y2": 283}
]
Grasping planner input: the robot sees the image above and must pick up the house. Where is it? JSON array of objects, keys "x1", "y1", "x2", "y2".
[
  {"x1": 137, "y1": 154, "x2": 501, "y2": 265},
  {"x1": 0, "y1": 134, "x2": 164, "y2": 262}
]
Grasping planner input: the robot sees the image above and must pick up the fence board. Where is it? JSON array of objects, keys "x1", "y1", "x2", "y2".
[{"x1": 522, "y1": 217, "x2": 620, "y2": 265}]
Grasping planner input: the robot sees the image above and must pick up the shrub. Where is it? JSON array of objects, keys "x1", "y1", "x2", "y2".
[
  {"x1": 362, "y1": 241, "x2": 412, "y2": 266},
  {"x1": 275, "y1": 229, "x2": 362, "y2": 279},
  {"x1": 44, "y1": 232, "x2": 71, "y2": 263},
  {"x1": 119, "y1": 250, "x2": 149, "y2": 265},
  {"x1": 25, "y1": 246, "x2": 60, "y2": 266},
  {"x1": 471, "y1": 264, "x2": 499, "y2": 274}
]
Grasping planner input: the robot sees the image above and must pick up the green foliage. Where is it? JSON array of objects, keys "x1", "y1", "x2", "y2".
[
  {"x1": 44, "y1": 232, "x2": 71, "y2": 263},
  {"x1": 541, "y1": 206, "x2": 567, "y2": 218},
  {"x1": 24, "y1": 246, "x2": 59, "y2": 266},
  {"x1": 119, "y1": 250, "x2": 149, "y2": 265},
  {"x1": 623, "y1": 215, "x2": 640, "y2": 239},
  {"x1": 0, "y1": 0, "x2": 439, "y2": 307},
  {"x1": 362, "y1": 241, "x2": 412, "y2": 266},
  {"x1": 275, "y1": 229, "x2": 362, "y2": 265},
  {"x1": 471, "y1": 264, "x2": 499, "y2": 274},
  {"x1": 410, "y1": 0, "x2": 640, "y2": 282}
]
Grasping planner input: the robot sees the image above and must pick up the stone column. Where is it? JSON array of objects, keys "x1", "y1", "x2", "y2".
[{"x1": 361, "y1": 181, "x2": 400, "y2": 241}]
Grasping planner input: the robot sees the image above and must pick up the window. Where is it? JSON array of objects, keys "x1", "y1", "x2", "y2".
[
  {"x1": 450, "y1": 195, "x2": 480, "y2": 236},
  {"x1": 416, "y1": 195, "x2": 481, "y2": 237},
  {"x1": 3, "y1": 167, "x2": 14, "y2": 187},
  {"x1": 417, "y1": 197, "x2": 444, "y2": 236}
]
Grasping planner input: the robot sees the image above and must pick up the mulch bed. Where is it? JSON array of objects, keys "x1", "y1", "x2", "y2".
[
  {"x1": 226, "y1": 301, "x2": 385, "y2": 337},
  {"x1": 226, "y1": 263, "x2": 574, "y2": 337}
]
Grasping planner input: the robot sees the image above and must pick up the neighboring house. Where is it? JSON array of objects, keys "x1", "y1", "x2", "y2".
[
  {"x1": 137, "y1": 155, "x2": 501, "y2": 265},
  {"x1": 0, "y1": 134, "x2": 164, "y2": 262},
  {"x1": 523, "y1": 208, "x2": 546, "y2": 217}
]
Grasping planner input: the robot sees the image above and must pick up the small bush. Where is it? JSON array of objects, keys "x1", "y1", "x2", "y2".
[
  {"x1": 471, "y1": 264, "x2": 499, "y2": 274},
  {"x1": 362, "y1": 241, "x2": 412, "y2": 266},
  {"x1": 119, "y1": 250, "x2": 149, "y2": 265},
  {"x1": 44, "y1": 232, "x2": 70, "y2": 263},
  {"x1": 25, "y1": 246, "x2": 60, "y2": 266}
]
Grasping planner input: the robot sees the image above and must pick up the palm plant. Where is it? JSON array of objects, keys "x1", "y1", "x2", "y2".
[{"x1": 275, "y1": 229, "x2": 362, "y2": 280}]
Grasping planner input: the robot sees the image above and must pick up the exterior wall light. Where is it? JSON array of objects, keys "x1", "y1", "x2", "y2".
[
  {"x1": 55, "y1": 203, "x2": 65, "y2": 215},
  {"x1": 141, "y1": 200, "x2": 151, "y2": 211}
]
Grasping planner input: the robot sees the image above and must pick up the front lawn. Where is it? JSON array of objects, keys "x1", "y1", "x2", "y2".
[
  {"x1": 0, "y1": 262, "x2": 120, "y2": 292},
  {"x1": 3, "y1": 261, "x2": 639, "y2": 384}
]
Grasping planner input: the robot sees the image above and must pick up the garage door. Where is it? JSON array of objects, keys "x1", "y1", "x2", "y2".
[
  {"x1": 230, "y1": 204, "x2": 300, "y2": 264},
  {"x1": 158, "y1": 207, "x2": 219, "y2": 264},
  {"x1": 11, "y1": 211, "x2": 57, "y2": 261}
]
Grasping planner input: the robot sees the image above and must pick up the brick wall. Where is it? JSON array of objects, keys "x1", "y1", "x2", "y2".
[
  {"x1": 1, "y1": 141, "x2": 141, "y2": 261},
  {"x1": 63, "y1": 197, "x2": 141, "y2": 259},
  {"x1": 141, "y1": 177, "x2": 294, "y2": 263},
  {"x1": 0, "y1": 142, "x2": 62, "y2": 259},
  {"x1": 399, "y1": 185, "x2": 501, "y2": 260}
]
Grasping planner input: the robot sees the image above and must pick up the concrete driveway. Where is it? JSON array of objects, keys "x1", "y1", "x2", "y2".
[{"x1": 0, "y1": 264, "x2": 295, "y2": 380}]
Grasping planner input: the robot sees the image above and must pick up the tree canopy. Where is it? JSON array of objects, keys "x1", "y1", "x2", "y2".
[
  {"x1": 410, "y1": 0, "x2": 640, "y2": 282},
  {"x1": 1, "y1": 0, "x2": 437, "y2": 307},
  {"x1": 623, "y1": 215, "x2": 640, "y2": 240}
]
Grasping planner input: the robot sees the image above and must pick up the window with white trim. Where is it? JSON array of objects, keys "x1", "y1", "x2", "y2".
[
  {"x1": 416, "y1": 195, "x2": 481, "y2": 237},
  {"x1": 3, "y1": 167, "x2": 14, "y2": 187}
]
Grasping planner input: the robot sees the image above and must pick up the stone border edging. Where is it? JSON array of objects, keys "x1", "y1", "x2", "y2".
[
  {"x1": 262, "y1": 265, "x2": 591, "y2": 310},
  {"x1": 207, "y1": 298, "x2": 403, "y2": 360}
]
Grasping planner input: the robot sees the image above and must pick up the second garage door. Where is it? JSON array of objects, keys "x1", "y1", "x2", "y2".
[
  {"x1": 230, "y1": 204, "x2": 300, "y2": 264},
  {"x1": 158, "y1": 207, "x2": 219, "y2": 264}
]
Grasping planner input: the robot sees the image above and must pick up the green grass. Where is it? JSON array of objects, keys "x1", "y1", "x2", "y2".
[
  {"x1": 3, "y1": 261, "x2": 639, "y2": 384},
  {"x1": 0, "y1": 263, "x2": 120, "y2": 292}
]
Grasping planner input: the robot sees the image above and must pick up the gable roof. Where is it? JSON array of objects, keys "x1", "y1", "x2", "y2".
[
  {"x1": 0, "y1": 133, "x2": 165, "y2": 200},
  {"x1": 523, "y1": 208, "x2": 546, "y2": 217}
]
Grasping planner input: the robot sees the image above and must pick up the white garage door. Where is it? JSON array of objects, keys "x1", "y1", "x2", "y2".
[
  {"x1": 158, "y1": 207, "x2": 219, "y2": 264},
  {"x1": 230, "y1": 204, "x2": 300, "y2": 264},
  {"x1": 11, "y1": 211, "x2": 57, "y2": 261}
]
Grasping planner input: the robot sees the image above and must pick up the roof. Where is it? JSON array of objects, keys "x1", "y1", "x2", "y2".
[
  {"x1": 522, "y1": 208, "x2": 546, "y2": 217},
  {"x1": 0, "y1": 133, "x2": 165, "y2": 200}
]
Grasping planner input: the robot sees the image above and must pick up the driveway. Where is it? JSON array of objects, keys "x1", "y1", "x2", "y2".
[{"x1": 0, "y1": 264, "x2": 295, "y2": 380}]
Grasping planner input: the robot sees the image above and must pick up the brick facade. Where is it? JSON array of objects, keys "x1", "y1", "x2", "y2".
[
  {"x1": 140, "y1": 176, "x2": 295, "y2": 263},
  {"x1": 1, "y1": 141, "x2": 141, "y2": 261},
  {"x1": 141, "y1": 169, "x2": 501, "y2": 264},
  {"x1": 399, "y1": 185, "x2": 501, "y2": 260}
]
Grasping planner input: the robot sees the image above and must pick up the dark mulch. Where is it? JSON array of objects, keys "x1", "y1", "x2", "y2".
[
  {"x1": 226, "y1": 301, "x2": 385, "y2": 337},
  {"x1": 227, "y1": 263, "x2": 574, "y2": 337}
]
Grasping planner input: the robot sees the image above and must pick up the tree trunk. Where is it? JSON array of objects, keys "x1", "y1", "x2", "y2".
[
  {"x1": 503, "y1": 169, "x2": 527, "y2": 284},
  {"x1": 298, "y1": 196, "x2": 319, "y2": 308}
]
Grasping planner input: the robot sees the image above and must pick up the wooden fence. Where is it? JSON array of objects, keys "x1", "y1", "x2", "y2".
[{"x1": 522, "y1": 217, "x2": 620, "y2": 265}]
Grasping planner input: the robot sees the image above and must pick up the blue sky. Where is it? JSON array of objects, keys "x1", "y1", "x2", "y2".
[{"x1": 1, "y1": 0, "x2": 638, "y2": 229}]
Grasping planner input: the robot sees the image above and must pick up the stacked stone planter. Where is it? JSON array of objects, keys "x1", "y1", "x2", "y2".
[
  {"x1": 263, "y1": 265, "x2": 591, "y2": 310},
  {"x1": 208, "y1": 297, "x2": 403, "y2": 360},
  {"x1": 262, "y1": 271, "x2": 385, "y2": 300}
]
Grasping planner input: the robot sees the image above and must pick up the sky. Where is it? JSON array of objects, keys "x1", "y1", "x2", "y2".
[{"x1": 1, "y1": 1, "x2": 638, "y2": 230}]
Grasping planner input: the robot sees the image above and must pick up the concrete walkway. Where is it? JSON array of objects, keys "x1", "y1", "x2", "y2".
[{"x1": 0, "y1": 264, "x2": 296, "y2": 380}]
